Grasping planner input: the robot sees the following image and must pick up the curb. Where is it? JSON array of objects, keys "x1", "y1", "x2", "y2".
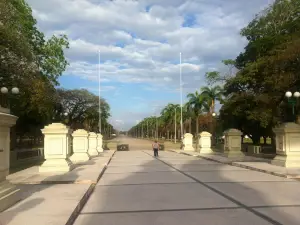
[
  {"x1": 65, "y1": 150, "x2": 116, "y2": 225},
  {"x1": 10, "y1": 180, "x2": 97, "y2": 185},
  {"x1": 167, "y1": 150, "x2": 300, "y2": 182}
]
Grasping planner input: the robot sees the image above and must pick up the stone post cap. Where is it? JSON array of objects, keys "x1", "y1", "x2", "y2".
[
  {"x1": 184, "y1": 133, "x2": 193, "y2": 138},
  {"x1": 224, "y1": 128, "x2": 242, "y2": 136},
  {"x1": 273, "y1": 122, "x2": 300, "y2": 133},
  {"x1": 89, "y1": 132, "x2": 97, "y2": 137},
  {"x1": 72, "y1": 129, "x2": 89, "y2": 137},
  {"x1": 97, "y1": 133, "x2": 103, "y2": 138},
  {"x1": 200, "y1": 131, "x2": 212, "y2": 137},
  {"x1": 0, "y1": 112, "x2": 18, "y2": 127},
  {"x1": 41, "y1": 123, "x2": 72, "y2": 134}
]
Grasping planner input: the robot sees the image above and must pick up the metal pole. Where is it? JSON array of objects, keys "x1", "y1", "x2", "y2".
[
  {"x1": 292, "y1": 103, "x2": 295, "y2": 115},
  {"x1": 156, "y1": 117, "x2": 158, "y2": 140},
  {"x1": 180, "y1": 52, "x2": 183, "y2": 141},
  {"x1": 175, "y1": 107, "x2": 177, "y2": 143},
  {"x1": 98, "y1": 50, "x2": 102, "y2": 133}
]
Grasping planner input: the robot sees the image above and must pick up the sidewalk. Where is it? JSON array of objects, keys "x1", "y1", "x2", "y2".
[
  {"x1": 0, "y1": 151, "x2": 115, "y2": 225},
  {"x1": 169, "y1": 150, "x2": 300, "y2": 180}
]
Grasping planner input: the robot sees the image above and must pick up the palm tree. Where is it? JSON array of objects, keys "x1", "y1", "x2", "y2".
[
  {"x1": 161, "y1": 104, "x2": 176, "y2": 139},
  {"x1": 186, "y1": 91, "x2": 208, "y2": 137},
  {"x1": 200, "y1": 85, "x2": 223, "y2": 140},
  {"x1": 160, "y1": 103, "x2": 182, "y2": 141},
  {"x1": 200, "y1": 86, "x2": 223, "y2": 113},
  {"x1": 184, "y1": 102, "x2": 195, "y2": 134}
]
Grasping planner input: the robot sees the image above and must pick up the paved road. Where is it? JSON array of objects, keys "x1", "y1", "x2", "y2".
[
  {"x1": 113, "y1": 135, "x2": 154, "y2": 150},
  {"x1": 74, "y1": 137, "x2": 300, "y2": 225}
]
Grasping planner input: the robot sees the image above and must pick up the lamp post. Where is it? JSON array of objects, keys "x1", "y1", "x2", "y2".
[
  {"x1": 285, "y1": 91, "x2": 300, "y2": 122},
  {"x1": 63, "y1": 112, "x2": 68, "y2": 125},
  {"x1": 0, "y1": 87, "x2": 20, "y2": 110},
  {"x1": 147, "y1": 120, "x2": 149, "y2": 138},
  {"x1": 179, "y1": 52, "x2": 183, "y2": 142},
  {"x1": 212, "y1": 112, "x2": 217, "y2": 145},
  {"x1": 174, "y1": 106, "x2": 180, "y2": 143},
  {"x1": 98, "y1": 50, "x2": 102, "y2": 134},
  {"x1": 156, "y1": 116, "x2": 158, "y2": 140}
]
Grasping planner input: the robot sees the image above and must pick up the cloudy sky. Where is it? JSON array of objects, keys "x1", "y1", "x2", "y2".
[{"x1": 27, "y1": 0, "x2": 272, "y2": 130}]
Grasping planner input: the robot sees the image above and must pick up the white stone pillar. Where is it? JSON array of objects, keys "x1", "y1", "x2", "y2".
[
  {"x1": 183, "y1": 133, "x2": 195, "y2": 151},
  {"x1": 0, "y1": 112, "x2": 21, "y2": 212},
  {"x1": 39, "y1": 123, "x2": 74, "y2": 173},
  {"x1": 97, "y1": 133, "x2": 104, "y2": 153},
  {"x1": 271, "y1": 123, "x2": 300, "y2": 168},
  {"x1": 199, "y1": 131, "x2": 213, "y2": 154},
  {"x1": 223, "y1": 128, "x2": 243, "y2": 157},
  {"x1": 70, "y1": 129, "x2": 91, "y2": 163},
  {"x1": 88, "y1": 132, "x2": 98, "y2": 156}
]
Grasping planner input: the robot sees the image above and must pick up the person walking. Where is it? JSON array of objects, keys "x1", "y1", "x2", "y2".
[{"x1": 152, "y1": 140, "x2": 160, "y2": 157}]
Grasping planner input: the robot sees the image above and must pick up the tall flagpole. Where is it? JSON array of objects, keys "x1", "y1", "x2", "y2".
[
  {"x1": 180, "y1": 52, "x2": 183, "y2": 141},
  {"x1": 98, "y1": 50, "x2": 102, "y2": 133}
]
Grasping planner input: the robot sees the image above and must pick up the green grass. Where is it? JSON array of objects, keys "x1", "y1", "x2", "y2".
[{"x1": 243, "y1": 137, "x2": 272, "y2": 145}]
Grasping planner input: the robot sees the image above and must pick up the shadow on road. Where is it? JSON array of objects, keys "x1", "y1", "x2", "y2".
[
  {"x1": 0, "y1": 156, "x2": 100, "y2": 225},
  {"x1": 73, "y1": 145, "x2": 300, "y2": 225}
]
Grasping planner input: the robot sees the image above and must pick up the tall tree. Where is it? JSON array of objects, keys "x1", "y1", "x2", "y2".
[
  {"x1": 205, "y1": 59, "x2": 237, "y2": 85},
  {"x1": 186, "y1": 91, "x2": 207, "y2": 137},
  {"x1": 1, "y1": 0, "x2": 70, "y2": 145},
  {"x1": 200, "y1": 86, "x2": 224, "y2": 113},
  {"x1": 55, "y1": 89, "x2": 110, "y2": 131},
  {"x1": 220, "y1": 0, "x2": 300, "y2": 144}
]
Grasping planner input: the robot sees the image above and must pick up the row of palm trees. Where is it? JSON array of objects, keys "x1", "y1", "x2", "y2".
[{"x1": 128, "y1": 85, "x2": 223, "y2": 141}]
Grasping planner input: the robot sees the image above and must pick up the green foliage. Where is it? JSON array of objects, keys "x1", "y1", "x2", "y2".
[
  {"x1": 129, "y1": 86, "x2": 224, "y2": 138},
  {"x1": 219, "y1": 0, "x2": 300, "y2": 143},
  {"x1": 55, "y1": 88, "x2": 111, "y2": 131},
  {"x1": 1, "y1": 1, "x2": 114, "y2": 141},
  {"x1": 200, "y1": 86, "x2": 224, "y2": 111},
  {"x1": 129, "y1": 0, "x2": 300, "y2": 144},
  {"x1": 205, "y1": 59, "x2": 236, "y2": 85},
  {"x1": 40, "y1": 35, "x2": 70, "y2": 85},
  {"x1": 205, "y1": 71, "x2": 220, "y2": 86},
  {"x1": 0, "y1": 0, "x2": 69, "y2": 87}
]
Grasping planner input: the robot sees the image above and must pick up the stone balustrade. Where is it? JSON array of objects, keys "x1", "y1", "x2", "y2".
[
  {"x1": 223, "y1": 128, "x2": 243, "y2": 158},
  {"x1": 38, "y1": 125, "x2": 108, "y2": 172},
  {"x1": 88, "y1": 132, "x2": 99, "y2": 156},
  {"x1": 39, "y1": 123, "x2": 74, "y2": 173},
  {"x1": 183, "y1": 133, "x2": 195, "y2": 151},
  {"x1": 70, "y1": 129, "x2": 91, "y2": 163},
  {"x1": 271, "y1": 123, "x2": 300, "y2": 168},
  {"x1": 0, "y1": 111, "x2": 21, "y2": 212},
  {"x1": 97, "y1": 133, "x2": 104, "y2": 153},
  {"x1": 199, "y1": 131, "x2": 213, "y2": 154}
]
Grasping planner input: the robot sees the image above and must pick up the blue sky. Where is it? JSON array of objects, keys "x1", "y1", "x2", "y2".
[{"x1": 27, "y1": 0, "x2": 272, "y2": 130}]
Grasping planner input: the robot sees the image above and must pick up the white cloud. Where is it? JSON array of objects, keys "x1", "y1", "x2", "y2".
[
  {"x1": 80, "y1": 86, "x2": 117, "y2": 93},
  {"x1": 27, "y1": 0, "x2": 272, "y2": 129}
]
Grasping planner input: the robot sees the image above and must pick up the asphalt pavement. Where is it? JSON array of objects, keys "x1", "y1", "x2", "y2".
[{"x1": 73, "y1": 137, "x2": 300, "y2": 225}]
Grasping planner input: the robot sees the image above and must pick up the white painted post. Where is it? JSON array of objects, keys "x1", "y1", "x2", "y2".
[
  {"x1": 97, "y1": 133, "x2": 104, "y2": 153},
  {"x1": 39, "y1": 123, "x2": 74, "y2": 172},
  {"x1": 0, "y1": 111, "x2": 20, "y2": 212},
  {"x1": 70, "y1": 129, "x2": 91, "y2": 163},
  {"x1": 88, "y1": 132, "x2": 98, "y2": 156},
  {"x1": 199, "y1": 131, "x2": 213, "y2": 154},
  {"x1": 183, "y1": 133, "x2": 195, "y2": 151},
  {"x1": 271, "y1": 122, "x2": 300, "y2": 167},
  {"x1": 223, "y1": 128, "x2": 243, "y2": 157}
]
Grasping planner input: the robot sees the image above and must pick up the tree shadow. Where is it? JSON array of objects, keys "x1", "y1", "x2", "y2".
[
  {"x1": 0, "y1": 153, "x2": 107, "y2": 225},
  {"x1": 0, "y1": 198, "x2": 44, "y2": 225},
  {"x1": 73, "y1": 145, "x2": 300, "y2": 225}
]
